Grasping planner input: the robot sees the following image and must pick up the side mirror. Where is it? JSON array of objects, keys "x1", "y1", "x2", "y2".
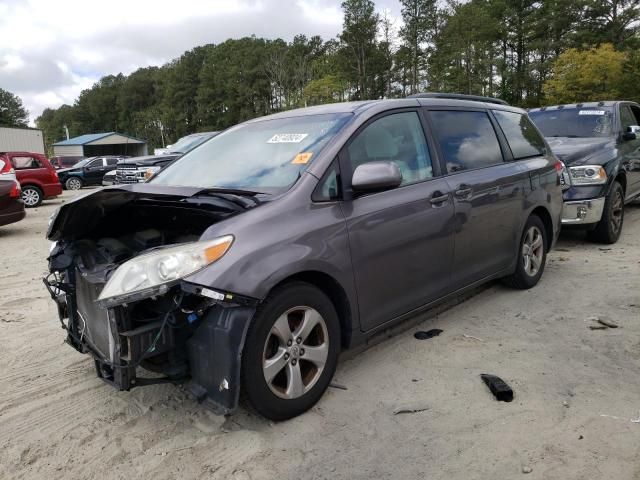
[
  {"x1": 623, "y1": 125, "x2": 640, "y2": 140},
  {"x1": 351, "y1": 161, "x2": 402, "y2": 193}
]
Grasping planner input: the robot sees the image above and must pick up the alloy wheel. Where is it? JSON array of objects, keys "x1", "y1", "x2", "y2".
[
  {"x1": 522, "y1": 226, "x2": 544, "y2": 277},
  {"x1": 262, "y1": 306, "x2": 329, "y2": 400},
  {"x1": 609, "y1": 190, "x2": 624, "y2": 235},
  {"x1": 67, "y1": 178, "x2": 82, "y2": 190},
  {"x1": 22, "y1": 188, "x2": 40, "y2": 207}
]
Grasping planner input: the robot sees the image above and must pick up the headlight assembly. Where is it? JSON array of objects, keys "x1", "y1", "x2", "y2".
[
  {"x1": 98, "y1": 235, "x2": 233, "y2": 305},
  {"x1": 144, "y1": 166, "x2": 162, "y2": 181},
  {"x1": 568, "y1": 165, "x2": 607, "y2": 185}
]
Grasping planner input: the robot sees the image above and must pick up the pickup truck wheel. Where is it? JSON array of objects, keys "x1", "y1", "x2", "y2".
[
  {"x1": 65, "y1": 177, "x2": 83, "y2": 190},
  {"x1": 587, "y1": 181, "x2": 624, "y2": 244},
  {"x1": 241, "y1": 282, "x2": 340, "y2": 421},
  {"x1": 503, "y1": 214, "x2": 547, "y2": 289},
  {"x1": 21, "y1": 185, "x2": 43, "y2": 208}
]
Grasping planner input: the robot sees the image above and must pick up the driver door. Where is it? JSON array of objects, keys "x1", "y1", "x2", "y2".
[
  {"x1": 84, "y1": 158, "x2": 107, "y2": 185},
  {"x1": 339, "y1": 110, "x2": 455, "y2": 331}
]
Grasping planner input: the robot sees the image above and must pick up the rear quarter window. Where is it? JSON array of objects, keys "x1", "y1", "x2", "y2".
[
  {"x1": 493, "y1": 110, "x2": 546, "y2": 159},
  {"x1": 11, "y1": 156, "x2": 41, "y2": 169}
]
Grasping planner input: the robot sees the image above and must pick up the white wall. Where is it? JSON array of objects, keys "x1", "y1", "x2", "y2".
[
  {"x1": 0, "y1": 127, "x2": 45, "y2": 154},
  {"x1": 52, "y1": 145, "x2": 84, "y2": 157}
]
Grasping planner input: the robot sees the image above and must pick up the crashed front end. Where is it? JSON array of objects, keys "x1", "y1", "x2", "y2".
[{"x1": 44, "y1": 185, "x2": 257, "y2": 414}]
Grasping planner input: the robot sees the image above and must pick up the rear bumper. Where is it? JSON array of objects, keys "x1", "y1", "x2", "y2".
[
  {"x1": 0, "y1": 206, "x2": 26, "y2": 226},
  {"x1": 43, "y1": 183, "x2": 63, "y2": 198},
  {"x1": 561, "y1": 197, "x2": 605, "y2": 225}
]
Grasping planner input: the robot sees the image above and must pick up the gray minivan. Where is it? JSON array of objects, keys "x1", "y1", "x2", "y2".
[{"x1": 45, "y1": 94, "x2": 563, "y2": 420}]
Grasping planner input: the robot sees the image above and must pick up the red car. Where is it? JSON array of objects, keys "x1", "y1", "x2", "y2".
[
  {"x1": 0, "y1": 152, "x2": 62, "y2": 207},
  {"x1": 0, "y1": 178, "x2": 25, "y2": 226}
]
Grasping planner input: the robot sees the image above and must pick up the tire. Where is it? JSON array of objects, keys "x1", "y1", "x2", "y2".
[
  {"x1": 503, "y1": 214, "x2": 547, "y2": 289},
  {"x1": 587, "y1": 181, "x2": 624, "y2": 244},
  {"x1": 65, "y1": 177, "x2": 83, "y2": 190},
  {"x1": 21, "y1": 185, "x2": 43, "y2": 208},
  {"x1": 241, "y1": 282, "x2": 341, "y2": 421}
]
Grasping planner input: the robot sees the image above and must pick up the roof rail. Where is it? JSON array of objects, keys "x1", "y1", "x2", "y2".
[{"x1": 407, "y1": 92, "x2": 509, "y2": 106}]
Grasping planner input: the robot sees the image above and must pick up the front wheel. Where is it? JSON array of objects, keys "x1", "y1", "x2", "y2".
[
  {"x1": 65, "y1": 177, "x2": 83, "y2": 190},
  {"x1": 503, "y1": 214, "x2": 547, "y2": 289},
  {"x1": 587, "y1": 181, "x2": 624, "y2": 244},
  {"x1": 21, "y1": 185, "x2": 43, "y2": 208},
  {"x1": 241, "y1": 282, "x2": 341, "y2": 421}
]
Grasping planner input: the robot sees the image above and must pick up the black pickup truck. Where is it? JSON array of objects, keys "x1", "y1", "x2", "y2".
[{"x1": 529, "y1": 101, "x2": 640, "y2": 243}]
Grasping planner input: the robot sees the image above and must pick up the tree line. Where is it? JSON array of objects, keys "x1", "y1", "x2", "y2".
[{"x1": 11, "y1": 0, "x2": 640, "y2": 152}]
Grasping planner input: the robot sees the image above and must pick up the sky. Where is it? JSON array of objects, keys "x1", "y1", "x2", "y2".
[{"x1": 0, "y1": 0, "x2": 402, "y2": 124}]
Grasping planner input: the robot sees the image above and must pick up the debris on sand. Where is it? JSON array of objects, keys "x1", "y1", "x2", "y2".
[
  {"x1": 329, "y1": 382, "x2": 348, "y2": 391},
  {"x1": 414, "y1": 329, "x2": 443, "y2": 340},
  {"x1": 587, "y1": 316, "x2": 619, "y2": 330},
  {"x1": 596, "y1": 318, "x2": 618, "y2": 328},
  {"x1": 480, "y1": 374, "x2": 514, "y2": 402},
  {"x1": 393, "y1": 404, "x2": 430, "y2": 415}
]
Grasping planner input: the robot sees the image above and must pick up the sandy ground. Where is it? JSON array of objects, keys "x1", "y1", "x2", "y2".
[{"x1": 1, "y1": 188, "x2": 639, "y2": 480}]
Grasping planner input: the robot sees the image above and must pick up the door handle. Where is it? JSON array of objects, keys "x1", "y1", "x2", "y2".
[
  {"x1": 430, "y1": 191, "x2": 449, "y2": 205},
  {"x1": 454, "y1": 184, "x2": 472, "y2": 198}
]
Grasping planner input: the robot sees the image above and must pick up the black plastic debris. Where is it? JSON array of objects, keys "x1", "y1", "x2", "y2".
[
  {"x1": 480, "y1": 374, "x2": 514, "y2": 402},
  {"x1": 414, "y1": 329, "x2": 443, "y2": 340}
]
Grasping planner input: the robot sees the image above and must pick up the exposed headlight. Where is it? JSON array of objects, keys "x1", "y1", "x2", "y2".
[
  {"x1": 98, "y1": 235, "x2": 233, "y2": 305},
  {"x1": 144, "y1": 166, "x2": 162, "y2": 181},
  {"x1": 569, "y1": 165, "x2": 607, "y2": 185}
]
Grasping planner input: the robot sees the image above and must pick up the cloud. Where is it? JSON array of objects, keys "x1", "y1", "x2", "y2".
[{"x1": 0, "y1": 0, "x2": 402, "y2": 125}]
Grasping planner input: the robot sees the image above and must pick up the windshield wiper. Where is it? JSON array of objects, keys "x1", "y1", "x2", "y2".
[
  {"x1": 548, "y1": 135, "x2": 582, "y2": 138},
  {"x1": 193, "y1": 187, "x2": 268, "y2": 209}
]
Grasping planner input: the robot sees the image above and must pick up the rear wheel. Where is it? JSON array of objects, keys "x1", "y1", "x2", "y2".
[
  {"x1": 503, "y1": 214, "x2": 547, "y2": 289},
  {"x1": 241, "y1": 282, "x2": 340, "y2": 421},
  {"x1": 587, "y1": 181, "x2": 624, "y2": 244},
  {"x1": 21, "y1": 185, "x2": 42, "y2": 208},
  {"x1": 65, "y1": 177, "x2": 83, "y2": 190}
]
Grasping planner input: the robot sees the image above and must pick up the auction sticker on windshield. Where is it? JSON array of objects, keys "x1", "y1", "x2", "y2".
[
  {"x1": 292, "y1": 152, "x2": 313, "y2": 164},
  {"x1": 578, "y1": 110, "x2": 606, "y2": 115},
  {"x1": 268, "y1": 133, "x2": 308, "y2": 143}
]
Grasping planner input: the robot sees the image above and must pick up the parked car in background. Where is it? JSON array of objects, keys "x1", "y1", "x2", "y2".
[
  {"x1": 154, "y1": 131, "x2": 219, "y2": 155},
  {"x1": 50, "y1": 156, "x2": 84, "y2": 169},
  {"x1": 46, "y1": 95, "x2": 562, "y2": 421},
  {"x1": 0, "y1": 152, "x2": 62, "y2": 207},
  {"x1": 0, "y1": 179, "x2": 25, "y2": 226},
  {"x1": 113, "y1": 154, "x2": 181, "y2": 184},
  {"x1": 529, "y1": 101, "x2": 640, "y2": 243},
  {"x1": 58, "y1": 156, "x2": 126, "y2": 190}
]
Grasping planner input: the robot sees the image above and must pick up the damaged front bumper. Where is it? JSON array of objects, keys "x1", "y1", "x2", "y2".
[{"x1": 44, "y1": 263, "x2": 257, "y2": 415}]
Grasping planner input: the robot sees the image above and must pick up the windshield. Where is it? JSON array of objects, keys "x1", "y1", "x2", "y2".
[
  {"x1": 152, "y1": 113, "x2": 352, "y2": 193},
  {"x1": 72, "y1": 158, "x2": 92, "y2": 168},
  {"x1": 168, "y1": 133, "x2": 217, "y2": 154},
  {"x1": 529, "y1": 107, "x2": 614, "y2": 138}
]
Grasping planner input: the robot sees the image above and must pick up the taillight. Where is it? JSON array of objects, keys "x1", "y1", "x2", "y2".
[
  {"x1": 555, "y1": 159, "x2": 571, "y2": 190},
  {"x1": 51, "y1": 169, "x2": 59, "y2": 181},
  {"x1": 553, "y1": 159, "x2": 563, "y2": 172},
  {"x1": 9, "y1": 181, "x2": 21, "y2": 199},
  {"x1": 0, "y1": 157, "x2": 14, "y2": 174}
]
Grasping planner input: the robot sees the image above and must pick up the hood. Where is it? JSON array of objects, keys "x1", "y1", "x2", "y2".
[
  {"x1": 119, "y1": 154, "x2": 180, "y2": 167},
  {"x1": 56, "y1": 167, "x2": 80, "y2": 175},
  {"x1": 47, "y1": 183, "x2": 260, "y2": 241},
  {"x1": 545, "y1": 137, "x2": 615, "y2": 166}
]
